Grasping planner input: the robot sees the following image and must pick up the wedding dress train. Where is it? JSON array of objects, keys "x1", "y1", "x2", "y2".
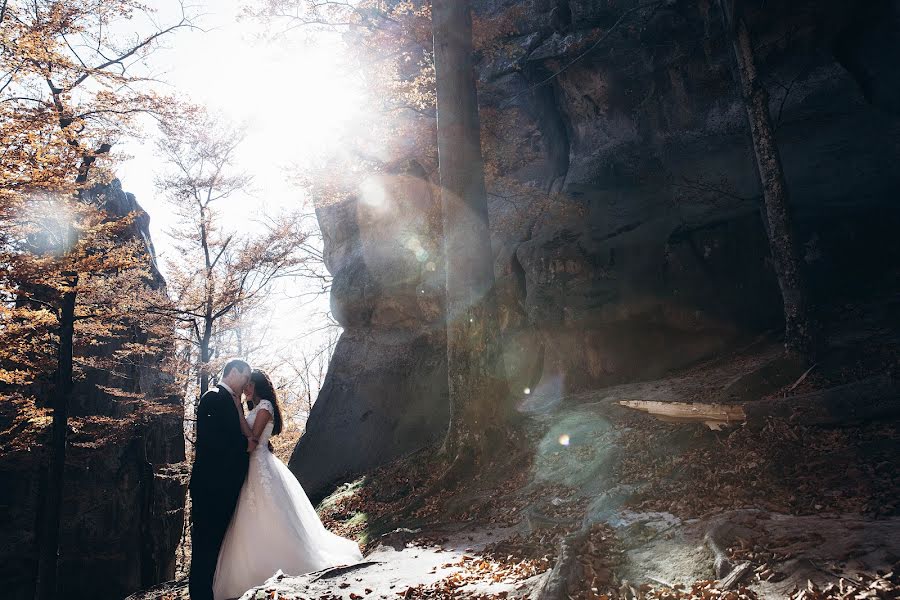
[{"x1": 213, "y1": 400, "x2": 363, "y2": 600}]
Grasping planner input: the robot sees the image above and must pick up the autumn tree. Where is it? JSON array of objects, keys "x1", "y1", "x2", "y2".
[
  {"x1": 281, "y1": 327, "x2": 339, "y2": 421},
  {"x1": 0, "y1": 2, "x2": 193, "y2": 597},
  {"x1": 717, "y1": 0, "x2": 818, "y2": 359},
  {"x1": 152, "y1": 109, "x2": 314, "y2": 424},
  {"x1": 263, "y1": 328, "x2": 339, "y2": 459},
  {"x1": 0, "y1": 193, "x2": 181, "y2": 600}
]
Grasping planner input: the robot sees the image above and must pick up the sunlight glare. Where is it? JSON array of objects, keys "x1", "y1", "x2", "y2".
[
  {"x1": 176, "y1": 27, "x2": 368, "y2": 168},
  {"x1": 121, "y1": 2, "x2": 374, "y2": 243},
  {"x1": 113, "y1": 0, "x2": 362, "y2": 395},
  {"x1": 21, "y1": 194, "x2": 77, "y2": 256},
  {"x1": 359, "y1": 177, "x2": 388, "y2": 209}
]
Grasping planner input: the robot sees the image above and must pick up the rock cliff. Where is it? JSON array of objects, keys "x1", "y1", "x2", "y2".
[
  {"x1": 0, "y1": 180, "x2": 187, "y2": 600},
  {"x1": 292, "y1": 0, "x2": 900, "y2": 500}
]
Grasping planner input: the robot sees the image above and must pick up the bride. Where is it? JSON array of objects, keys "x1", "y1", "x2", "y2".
[{"x1": 213, "y1": 369, "x2": 363, "y2": 600}]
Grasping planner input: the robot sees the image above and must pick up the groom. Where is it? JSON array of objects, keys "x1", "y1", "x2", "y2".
[{"x1": 188, "y1": 359, "x2": 253, "y2": 600}]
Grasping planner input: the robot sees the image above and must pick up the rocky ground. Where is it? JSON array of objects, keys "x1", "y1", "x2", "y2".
[{"x1": 130, "y1": 293, "x2": 899, "y2": 600}]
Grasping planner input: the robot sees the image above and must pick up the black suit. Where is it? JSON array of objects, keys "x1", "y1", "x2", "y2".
[{"x1": 188, "y1": 386, "x2": 249, "y2": 600}]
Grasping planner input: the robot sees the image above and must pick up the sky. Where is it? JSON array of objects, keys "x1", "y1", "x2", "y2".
[{"x1": 115, "y1": 0, "x2": 370, "y2": 377}]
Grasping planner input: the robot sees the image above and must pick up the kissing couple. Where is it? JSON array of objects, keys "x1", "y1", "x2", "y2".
[{"x1": 188, "y1": 359, "x2": 363, "y2": 600}]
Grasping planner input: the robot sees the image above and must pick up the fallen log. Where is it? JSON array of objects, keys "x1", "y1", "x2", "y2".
[
  {"x1": 618, "y1": 373, "x2": 898, "y2": 430},
  {"x1": 617, "y1": 400, "x2": 746, "y2": 430}
]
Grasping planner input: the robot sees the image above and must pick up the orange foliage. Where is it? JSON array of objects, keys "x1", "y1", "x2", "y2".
[{"x1": 0, "y1": 0, "x2": 193, "y2": 418}]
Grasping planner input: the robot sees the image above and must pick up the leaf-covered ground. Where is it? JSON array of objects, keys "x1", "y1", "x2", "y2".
[{"x1": 131, "y1": 297, "x2": 899, "y2": 600}]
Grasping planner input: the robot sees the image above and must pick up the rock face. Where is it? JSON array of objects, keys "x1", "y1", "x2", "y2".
[
  {"x1": 290, "y1": 165, "x2": 450, "y2": 503},
  {"x1": 480, "y1": 0, "x2": 900, "y2": 391},
  {"x1": 294, "y1": 0, "x2": 900, "y2": 499},
  {"x1": 0, "y1": 180, "x2": 187, "y2": 600}
]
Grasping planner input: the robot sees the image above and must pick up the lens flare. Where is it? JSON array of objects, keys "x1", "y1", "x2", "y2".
[
  {"x1": 558, "y1": 434, "x2": 570, "y2": 446},
  {"x1": 358, "y1": 177, "x2": 387, "y2": 209},
  {"x1": 524, "y1": 387, "x2": 531, "y2": 395},
  {"x1": 20, "y1": 193, "x2": 78, "y2": 256}
]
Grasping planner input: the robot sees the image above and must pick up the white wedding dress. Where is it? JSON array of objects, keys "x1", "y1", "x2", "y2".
[{"x1": 213, "y1": 400, "x2": 363, "y2": 600}]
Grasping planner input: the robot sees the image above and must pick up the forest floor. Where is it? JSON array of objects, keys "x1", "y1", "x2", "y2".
[{"x1": 131, "y1": 291, "x2": 900, "y2": 600}]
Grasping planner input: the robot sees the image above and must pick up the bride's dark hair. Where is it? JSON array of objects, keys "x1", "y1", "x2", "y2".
[{"x1": 249, "y1": 369, "x2": 283, "y2": 436}]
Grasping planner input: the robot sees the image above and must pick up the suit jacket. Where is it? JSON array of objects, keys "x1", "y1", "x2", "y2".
[{"x1": 189, "y1": 386, "x2": 249, "y2": 501}]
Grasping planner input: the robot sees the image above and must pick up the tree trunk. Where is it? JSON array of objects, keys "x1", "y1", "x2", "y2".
[
  {"x1": 199, "y1": 203, "x2": 214, "y2": 398},
  {"x1": 719, "y1": 0, "x2": 817, "y2": 359},
  {"x1": 34, "y1": 273, "x2": 77, "y2": 600},
  {"x1": 432, "y1": 0, "x2": 511, "y2": 471},
  {"x1": 199, "y1": 317, "x2": 212, "y2": 396}
]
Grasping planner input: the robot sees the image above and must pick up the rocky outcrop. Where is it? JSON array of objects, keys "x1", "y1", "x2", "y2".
[
  {"x1": 0, "y1": 179, "x2": 187, "y2": 600},
  {"x1": 480, "y1": 0, "x2": 900, "y2": 391},
  {"x1": 73, "y1": 179, "x2": 171, "y2": 418},
  {"x1": 0, "y1": 414, "x2": 186, "y2": 600},
  {"x1": 290, "y1": 164, "x2": 450, "y2": 503},
  {"x1": 295, "y1": 0, "x2": 900, "y2": 499}
]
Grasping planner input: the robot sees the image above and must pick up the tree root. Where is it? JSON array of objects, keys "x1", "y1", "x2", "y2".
[
  {"x1": 704, "y1": 523, "x2": 735, "y2": 579},
  {"x1": 533, "y1": 526, "x2": 591, "y2": 600}
]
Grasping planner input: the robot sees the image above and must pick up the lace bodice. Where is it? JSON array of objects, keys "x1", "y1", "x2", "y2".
[
  {"x1": 247, "y1": 399, "x2": 275, "y2": 449},
  {"x1": 242, "y1": 399, "x2": 278, "y2": 512}
]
